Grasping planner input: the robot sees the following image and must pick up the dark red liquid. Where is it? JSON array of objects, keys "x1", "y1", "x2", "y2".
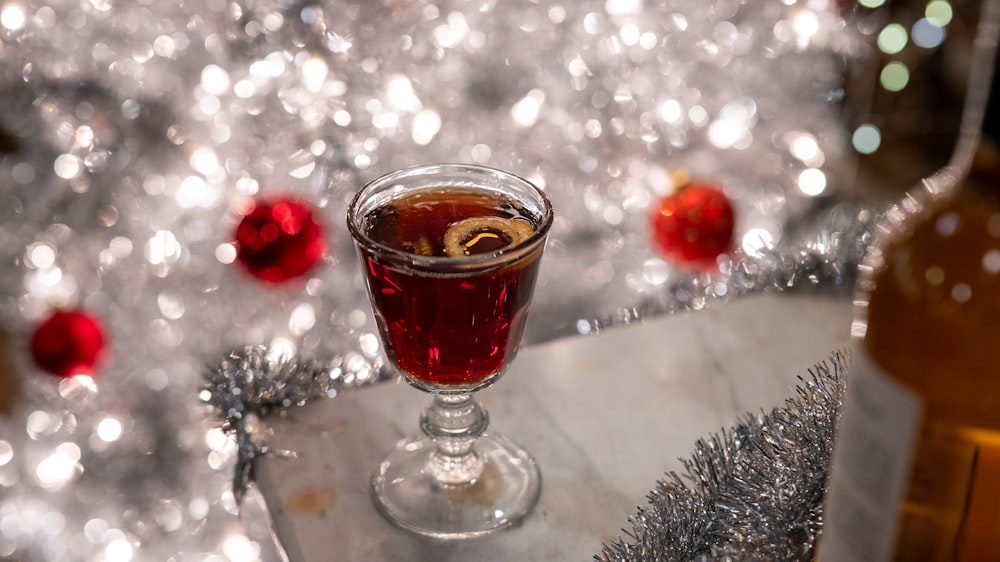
[{"x1": 359, "y1": 189, "x2": 543, "y2": 389}]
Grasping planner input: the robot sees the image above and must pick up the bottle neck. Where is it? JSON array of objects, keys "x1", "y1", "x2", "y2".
[{"x1": 949, "y1": 0, "x2": 1000, "y2": 179}]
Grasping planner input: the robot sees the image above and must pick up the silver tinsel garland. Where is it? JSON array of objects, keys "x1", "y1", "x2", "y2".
[
  {"x1": 597, "y1": 349, "x2": 850, "y2": 562},
  {"x1": 201, "y1": 346, "x2": 395, "y2": 504},
  {"x1": 585, "y1": 201, "x2": 880, "y2": 334}
]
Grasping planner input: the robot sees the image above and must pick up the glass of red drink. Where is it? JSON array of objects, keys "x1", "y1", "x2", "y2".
[{"x1": 347, "y1": 163, "x2": 552, "y2": 539}]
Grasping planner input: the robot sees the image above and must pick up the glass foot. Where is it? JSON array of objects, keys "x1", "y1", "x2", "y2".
[{"x1": 371, "y1": 433, "x2": 541, "y2": 540}]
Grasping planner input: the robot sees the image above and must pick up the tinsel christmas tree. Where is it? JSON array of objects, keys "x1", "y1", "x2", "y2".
[{"x1": 0, "y1": 0, "x2": 924, "y2": 559}]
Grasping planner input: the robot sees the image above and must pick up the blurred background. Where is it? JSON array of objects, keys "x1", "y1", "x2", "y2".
[{"x1": 0, "y1": 0, "x2": 986, "y2": 559}]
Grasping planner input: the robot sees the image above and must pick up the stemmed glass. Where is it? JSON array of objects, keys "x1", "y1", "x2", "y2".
[{"x1": 346, "y1": 163, "x2": 553, "y2": 539}]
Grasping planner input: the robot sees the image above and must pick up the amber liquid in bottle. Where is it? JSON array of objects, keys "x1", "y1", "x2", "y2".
[{"x1": 819, "y1": 3, "x2": 1000, "y2": 560}]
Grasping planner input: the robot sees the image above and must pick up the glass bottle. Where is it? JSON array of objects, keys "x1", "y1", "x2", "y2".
[{"x1": 819, "y1": 1, "x2": 1000, "y2": 560}]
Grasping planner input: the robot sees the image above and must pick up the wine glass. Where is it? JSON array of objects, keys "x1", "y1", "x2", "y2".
[{"x1": 346, "y1": 163, "x2": 553, "y2": 539}]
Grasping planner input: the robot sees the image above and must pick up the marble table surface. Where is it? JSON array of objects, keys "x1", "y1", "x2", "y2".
[{"x1": 255, "y1": 292, "x2": 854, "y2": 561}]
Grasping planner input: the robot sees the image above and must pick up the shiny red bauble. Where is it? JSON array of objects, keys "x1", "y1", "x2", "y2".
[
  {"x1": 234, "y1": 197, "x2": 327, "y2": 283},
  {"x1": 651, "y1": 182, "x2": 735, "y2": 270},
  {"x1": 30, "y1": 310, "x2": 106, "y2": 378}
]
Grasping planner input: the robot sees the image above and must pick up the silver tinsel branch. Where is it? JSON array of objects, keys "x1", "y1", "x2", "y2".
[
  {"x1": 597, "y1": 349, "x2": 850, "y2": 562},
  {"x1": 582, "y1": 201, "x2": 881, "y2": 335},
  {"x1": 201, "y1": 346, "x2": 396, "y2": 503}
]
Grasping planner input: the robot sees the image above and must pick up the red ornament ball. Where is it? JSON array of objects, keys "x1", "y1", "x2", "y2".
[
  {"x1": 30, "y1": 310, "x2": 106, "y2": 378},
  {"x1": 651, "y1": 182, "x2": 735, "y2": 269},
  {"x1": 234, "y1": 197, "x2": 327, "y2": 283}
]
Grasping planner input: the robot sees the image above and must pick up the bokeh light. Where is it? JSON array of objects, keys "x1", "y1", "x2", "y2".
[
  {"x1": 877, "y1": 23, "x2": 908, "y2": 55},
  {"x1": 880, "y1": 61, "x2": 910, "y2": 92},
  {"x1": 852, "y1": 124, "x2": 882, "y2": 154}
]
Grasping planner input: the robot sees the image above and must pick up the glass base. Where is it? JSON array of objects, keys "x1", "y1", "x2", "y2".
[{"x1": 371, "y1": 433, "x2": 541, "y2": 540}]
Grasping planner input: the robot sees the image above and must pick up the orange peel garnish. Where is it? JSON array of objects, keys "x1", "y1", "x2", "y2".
[{"x1": 443, "y1": 216, "x2": 533, "y2": 258}]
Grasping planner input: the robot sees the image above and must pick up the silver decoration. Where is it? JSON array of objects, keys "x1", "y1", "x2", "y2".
[
  {"x1": 579, "y1": 202, "x2": 881, "y2": 337},
  {"x1": 597, "y1": 350, "x2": 850, "y2": 562},
  {"x1": 201, "y1": 346, "x2": 396, "y2": 503}
]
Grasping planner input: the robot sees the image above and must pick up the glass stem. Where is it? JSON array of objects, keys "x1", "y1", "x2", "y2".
[{"x1": 419, "y1": 392, "x2": 488, "y2": 485}]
